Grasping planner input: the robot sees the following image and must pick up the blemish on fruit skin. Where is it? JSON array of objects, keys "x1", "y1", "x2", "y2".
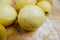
[
  {"x1": 45, "y1": 12, "x2": 48, "y2": 14},
  {"x1": 45, "y1": 11, "x2": 49, "y2": 16}
]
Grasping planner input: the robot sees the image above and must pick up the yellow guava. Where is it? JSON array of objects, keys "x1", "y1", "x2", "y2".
[
  {"x1": 16, "y1": 0, "x2": 37, "y2": 10},
  {"x1": 0, "y1": 24, "x2": 7, "y2": 40},
  {"x1": 0, "y1": 4, "x2": 17, "y2": 26},
  {"x1": 18, "y1": 5, "x2": 45, "y2": 31},
  {"x1": 37, "y1": 1, "x2": 52, "y2": 15},
  {"x1": 0, "y1": 0, "x2": 13, "y2": 6}
]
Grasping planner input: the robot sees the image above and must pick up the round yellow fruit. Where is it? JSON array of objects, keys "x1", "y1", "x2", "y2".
[
  {"x1": 16, "y1": 0, "x2": 37, "y2": 10},
  {"x1": 0, "y1": 0, "x2": 13, "y2": 6},
  {"x1": 37, "y1": 1, "x2": 52, "y2": 15},
  {"x1": 0, "y1": 5, "x2": 17, "y2": 26},
  {"x1": 0, "y1": 24, "x2": 7, "y2": 40},
  {"x1": 18, "y1": 5, "x2": 45, "y2": 31}
]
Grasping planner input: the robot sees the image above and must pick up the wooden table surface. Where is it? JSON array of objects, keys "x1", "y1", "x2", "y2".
[{"x1": 7, "y1": 0, "x2": 60, "y2": 40}]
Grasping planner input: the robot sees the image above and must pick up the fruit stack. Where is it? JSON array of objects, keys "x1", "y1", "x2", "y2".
[{"x1": 0, "y1": 0, "x2": 52, "y2": 40}]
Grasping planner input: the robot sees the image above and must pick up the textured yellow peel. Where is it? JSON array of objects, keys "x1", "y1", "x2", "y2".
[
  {"x1": 16, "y1": 0, "x2": 36, "y2": 10},
  {"x1": 18, "y1": 5, "x2": 45, "y2": 31},
  {"x1": 37, "y1": 1, "x2": 52, "y2": 15},
  {"x1": 0, "y1": 4, "x2": 17, "y2": 26},
  {"x1": 0, "y1": 24, "x2": 7, "y2": 40},
  {"x1": 0, "y1": 0, "x2": 13, "y2": 6}
]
